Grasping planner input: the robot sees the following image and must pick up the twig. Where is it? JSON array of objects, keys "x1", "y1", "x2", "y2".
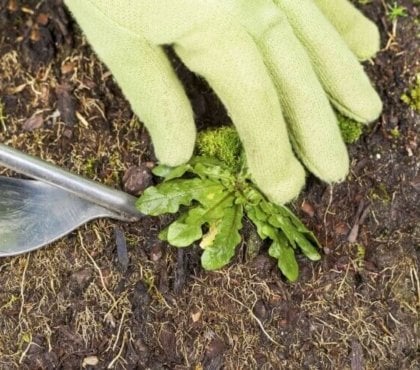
[
  {"x1": 19, "y1": 255, "x2": 30, "y2": 322},
  {"x1": 348, "y1": 200, "x2": 370, "y2": 243},
  {"x1": 323, "y1": 185, "x2": 334, "y2": 243},
  {"x1": 410, "y1": 266, "x2": 420, "y2": 307},
  {"x1": 112, "y1": 310, "x2": 126, "y2": 351},
  {"x1": 107, "y1": 332, "x2": 127, "y2": 369},
  {"x1": 78, "y1": 232, "x2": 116, "y2": 307}
]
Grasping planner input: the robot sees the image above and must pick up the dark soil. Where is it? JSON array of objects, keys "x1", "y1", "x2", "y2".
[{"x1": 0, "y1": 0, "x2": 418, "y2": 369}]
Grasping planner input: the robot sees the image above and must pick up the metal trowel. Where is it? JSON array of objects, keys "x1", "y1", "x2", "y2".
[{"x1": 0, "y1": 144, "x2": 144, "y2": 256}]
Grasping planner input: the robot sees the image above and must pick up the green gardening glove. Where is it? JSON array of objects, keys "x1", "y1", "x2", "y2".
[{"x1": 64, "y1": 0, "x2": 382, "y2": 205}]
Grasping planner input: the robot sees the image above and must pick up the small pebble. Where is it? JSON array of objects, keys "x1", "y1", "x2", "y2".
[
  {"x1": 82, "y1": 356, "x2": 99, "y2": 367},
  {"x1": 123, "y1": 165, "x2": 153, "y2": 195}
]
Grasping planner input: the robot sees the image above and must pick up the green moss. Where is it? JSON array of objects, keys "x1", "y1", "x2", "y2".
[
  {"x1": 196, "y1": 114, "x2": 366, "y2": 172},
  {"x1": 401, "y1": 74, "x2": 420, "y2": 113},
  {"x1": 82, "y1": 156, "x2": 98, "y2": 178},
  {"x1": 337, "y1": 113, "x2": 364, "y2": 144},
  {"x1": 389, "y1": 127, "x2": 401, "y2": 139},
  {"x1": 196, "y1": 126, "x2": 243, "y2": 171},
  {"x1": 368, "y1": 183, "x2": 391, "y2": 203}
]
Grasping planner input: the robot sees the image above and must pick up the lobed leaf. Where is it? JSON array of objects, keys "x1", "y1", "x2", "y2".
[
  {"x1": 136, "y1": 178, "x2": 224, "y2": 216},
  {"x1": 201, "y1": 204, "x2": 244, "y2": 270},
  {"x1": 186, "y1": 193, "x2": 235, "y2": 224}
]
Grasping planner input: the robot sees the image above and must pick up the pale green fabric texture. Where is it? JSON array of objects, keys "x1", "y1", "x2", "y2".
[
  {"x1": 64, "y1": 0, "x2": 382, "y2": 205},
  {"x1": 313, "y1": 0, "x2": 380, "y2": 61}
]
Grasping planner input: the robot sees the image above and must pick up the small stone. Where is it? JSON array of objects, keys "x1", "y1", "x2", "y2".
[
  {"x1": 334, "y1": 222, "x2": 349, "y2": 236},
  {"x1": 82, "y1": 356, "x2": 99, "y2": 367},
  {"x1": 301, "y1": 201, "x2": 315, "y2": 217},
  {"x1": 150, "y1": 243, "x2": 163, "y2": 262},
  {"x1": 61, "y1": 61, "x2": 75, "y2": 74},
  {"x1": 36, "y1": 13, "x2": 49, "y2": 26},
  {"x1": 253, "y1": 300, "x2": 269, "y2": 321},
  {"x1": 123, "y1": 165, "x2": 153, "y2": 195}
]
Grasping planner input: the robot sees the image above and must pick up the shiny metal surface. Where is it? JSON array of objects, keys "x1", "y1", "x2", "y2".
[
  {"x1": 0, "y1": 144, "x2": 144, "y2": 256},
  {"x1": 0, "y1": 177, "x2": 124, "y2": 256},
  {"x1": 0, "y1": 144, "x2": 142, "y2": 221}
]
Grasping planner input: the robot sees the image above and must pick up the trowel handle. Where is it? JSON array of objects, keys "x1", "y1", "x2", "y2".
[{"x1": 0, "y1": 144, "x2": 143, "y2": 221}]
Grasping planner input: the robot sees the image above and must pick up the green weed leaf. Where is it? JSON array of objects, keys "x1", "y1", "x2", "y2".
[
  {"x1": 152, "y1": 164, "x2": 192, "y2": 181},
  {"x1": 166, "y1": 219, "x2": 203, "y2": 247},
  {"x1": 136, "y1": 178, "x2": 223, "y2": 215},
  {"x1": 137, "y1": 127, "x2": 323, "y2": 281},
  {"x1": 201, "y1": 204, "x2": 244, "y2": 270},
  {"x1": 269, "y1": 234, "x2": 299, "y2": 282}
]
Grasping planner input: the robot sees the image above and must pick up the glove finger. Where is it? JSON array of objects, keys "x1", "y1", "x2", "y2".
[
  {"x1": 65, "y1": 0, "x2": 196, "y2": 166},
  {"x1": 174, "y1": 23, "x2": 306, "y2": 205},
  {"x1": 275, "y1": 0, "x2": 382, "y2": 123},
  {"x1": 313, "y1": 0, "x2": 380, "y2": 61},
  {"x1": 255, "y1": 9, "x2": 348, "y2": 183}
]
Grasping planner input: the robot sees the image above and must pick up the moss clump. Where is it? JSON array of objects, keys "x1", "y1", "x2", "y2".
[
  {"x1": 389, "y1": 127, "x2": 401, "y2": 139},
  {"x1": 368, "y1": 183, "x2": 391, "y2": 203},
  {"x1": 196, "y1": 126, "x2": 243, "y2": 171},
  {"x1": 197, "y1": 115, "x2": 366, "y2": 171},
  {"x1": 337, "y1": 113, "x2": 364, "y2": 144},
  {"x1": 401, "y1": 74, "x2": 420, "y2": 113}
]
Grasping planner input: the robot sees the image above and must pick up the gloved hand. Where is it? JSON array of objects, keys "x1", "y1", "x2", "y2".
[{"x1": 64, "y1": 0, "x2": 382, "y2": 204}]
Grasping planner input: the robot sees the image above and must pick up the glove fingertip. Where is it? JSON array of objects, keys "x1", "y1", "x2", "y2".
[
  {"x1": 350, "y1": 20, "x2": 381, "y2": 61},
  {"x1": 255, "y1": 161, "x2": 307, "y2": 205},
  {"x1": 153, "y1": 131, "x2": 196, "y2": 167}
]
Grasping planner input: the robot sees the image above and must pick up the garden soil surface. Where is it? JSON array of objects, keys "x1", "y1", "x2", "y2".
[{"x1": 0, "y1": 0, "x2": 418, "y2": 369}]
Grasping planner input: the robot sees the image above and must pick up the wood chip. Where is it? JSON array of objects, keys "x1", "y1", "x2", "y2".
[
  {"x1": 56, "y1": 83, "x2": 76, "y2": 126},
  {"x1": 348, "y1": 200, "x2": 370, "y2": 243},
  {"x1": 114, "y1": 227, "x2": 129, "y2": 272},
  {"x1": 350, "y1": 340, "x2": 364, "y2": 370}
]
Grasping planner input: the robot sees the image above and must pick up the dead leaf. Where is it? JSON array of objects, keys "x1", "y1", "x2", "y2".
[
  {"x1": 56, "y1": 83, "x2": 76, "y2": 125},
  {"x1": 191, "y1": 310, "x2": 202, "y2": 323},
  {"x1": 6, "y1": 83, "x2": 26, "y2": 94},
  {"x1": 23, "y1": 114, "x2": 43, "y2": 131}
]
